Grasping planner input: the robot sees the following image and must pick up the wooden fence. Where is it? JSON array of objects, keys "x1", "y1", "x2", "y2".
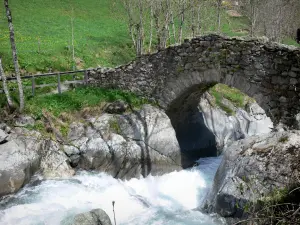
[{"x1": 0, "y1": 69, "x2": 90, "y2": 96}]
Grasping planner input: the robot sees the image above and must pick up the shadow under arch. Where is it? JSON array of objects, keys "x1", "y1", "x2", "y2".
[
  {"x1": 166, "y1": 83, "x2": 218, "y2": 168},
  {"x1": 164, "y1": 80, "x2": 273, "y2": 169}
]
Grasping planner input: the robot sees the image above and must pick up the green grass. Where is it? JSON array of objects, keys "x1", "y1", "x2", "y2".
[
  {"x1": 282, "y1": 37, "x2": 300, "y2": 47},
  {"x1": 23, "y1": 86, "x2": 149, "y2": 118},
  {"x1": 209, "y1": 83, "x2": 254, "y2": 115},
  {"x1": 0, "y1": 0, "x2": 135, "y2": 73},
  {"x1": 108, "y1": 117, "x2": 121, "y2": 134}
]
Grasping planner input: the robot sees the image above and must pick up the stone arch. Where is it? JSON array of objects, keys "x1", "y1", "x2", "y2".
[{"x1": 89, "y1": 34, "x2": 300, "y2": 128}]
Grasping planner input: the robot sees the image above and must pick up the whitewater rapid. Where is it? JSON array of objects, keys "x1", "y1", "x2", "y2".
[{"x1": 0, "y1": 157, "x2": 224, "y2": 225}]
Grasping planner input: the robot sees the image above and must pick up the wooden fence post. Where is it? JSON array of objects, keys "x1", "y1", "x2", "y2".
[
  {"x1": 84, "y1": 70, "x2": 89, "y2": 85},
  {"x1": 57, "y1": 73, "x2": 62, "y2": 94},
  {"x1": 31, "y1": 76, "x2": 35, "y2": 96}
]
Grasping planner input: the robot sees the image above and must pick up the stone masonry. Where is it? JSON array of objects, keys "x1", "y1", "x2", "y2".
[{"x1": 88, "y1": 34, "x2": 300, "y2": 128}]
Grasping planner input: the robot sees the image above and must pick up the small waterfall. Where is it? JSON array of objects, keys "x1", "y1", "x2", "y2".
[{"x1": 0, "y1": 157, "x2": 224, "y2": 225}]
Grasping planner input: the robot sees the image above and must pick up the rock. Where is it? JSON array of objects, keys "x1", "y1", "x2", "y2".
[
  {"x1": 64, "y1": 144, "x2": 81, "y2": 157},
  {"x1": 0, "y1": 129, "x2": 8, "y2": 144},
  {"x1": 0, "y1": 133, "x2": 41, "y2": 197},
  {"x1": 40, "y1": 140, "x2": 75, "y2": 179},
  {"x1": 170, "y1": 91, "x2": 273, "y2": 168},
  {"x1": 68, "y1": 122, "x2": 86, "y2": 141},
  {"x1": 105, "y1": 100, "x2": 128, "y2": 114},
  {"x1": 295, "y1": 113, "x2": 300, "y2": 129},
  {"x1": 71, "y1": 208, "x2": 112, "y2": 225},
  {"x1": 245, "y1": 102, "x2": 273, "y2": 135},
  {"x1": 78, "y1": 134, "x2": 144, "y2": 179},
  {"x1": 0, "y1": 123, "x2": 11, "y2": 133},
  {"x1": 204, "y1": 130, "x2": 300, "y2": 219},
  {"x1": 118, "y1": 104, "x2": 181, "y2": 164},
  {"x1": 68, "y1": 105, "x2": 181, "y2": 179},
  {"x1": 15, "y1": 115, "x2": 35, "y2": 127},
  {"x1": 226, "y1": 10, "x2": 242, "y2": 17},
  {"x1": 199, "y1": 93, "x2": 273, "y2": 150}
]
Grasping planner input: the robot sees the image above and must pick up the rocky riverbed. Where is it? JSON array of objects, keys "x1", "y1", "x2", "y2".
[{"x1": 1, "y1": 95, "x2": 299, "y2": 224}]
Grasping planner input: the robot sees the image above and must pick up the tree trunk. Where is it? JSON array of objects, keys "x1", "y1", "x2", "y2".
[
  {"x1": 123, "y1": 0, "x2": 136, "y2": 51},
  {"x1": 137, "y1": 0, "x2": 144, "y2": 56},
  {"x1": 178, "y1": 1, "x2": 185, "y2": 44},
  {"x1": 161, "y1": 1, "x2": 170, "y2": 49},
  {"x1": 71, "y1": 7, "x2": 75, "y2": 71},
  {"x1": 0, "y1": 58, "x2": 13, "y2": 108},
  {"x1": 217, "y1": 0, "x2": 222, "y2": 34},
  {"x1": 197, "y1": 4, "x2": 202, "y2": 35},
  {"x1": 148, "y1": 3, "x2": 153, "y2": 53},
  {"x1": 153, "y1": 9, "x2": 161, "y2": 50},
  {"x1": 170, "y1": 10, "x2": 176, "y2": 44},
  {"x1": 191, "y1": 4, "x2": 196, "y2": 37},
  {"x1": 136, "y1": 24, "x2": 142, "y2": 56},
  {"x1": 4, "y1": 0, "x2": 24, "y2": 112}
]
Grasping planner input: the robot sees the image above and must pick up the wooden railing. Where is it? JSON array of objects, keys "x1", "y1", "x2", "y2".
[{"x1": 0, "y1": 69, "x2": 90, "y2": 96}]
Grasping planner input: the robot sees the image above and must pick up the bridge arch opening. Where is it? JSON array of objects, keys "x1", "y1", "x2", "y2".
[{"x1": 165, "y1": 83, "x2": 274, "y2": 168}]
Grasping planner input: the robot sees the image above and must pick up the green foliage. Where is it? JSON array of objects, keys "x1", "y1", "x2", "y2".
[
  {"x1": 209, "y1": 83, "x2": 254, "y2": 115},
  {"x1": 279, "y1": 136, "x2": 289, "y2": 143},
  {"x1": 282, "y1": 37, "x2": 300, "y2": 47},
  {"x1": 263, "y1": 188, "x2": 290, "y2": 203},
  {"x1": 23, "y1": 120, "x2": 47, "y2": 135},
  {"x1": 60, "y1": 124, "x2": 70, "y2": 139},
  {"x1": 108, "y1": 117, "x2": 121, "y2": 134},
  {"x1": 24, "y1": 86, "x2": 148, "y2": 117}
]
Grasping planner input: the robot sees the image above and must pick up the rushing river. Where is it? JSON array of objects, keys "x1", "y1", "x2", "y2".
[{"x1": 0, "y1": 157, "x2": 224, "y2": 225}]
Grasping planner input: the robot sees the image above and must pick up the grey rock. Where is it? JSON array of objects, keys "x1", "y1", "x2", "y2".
[
  {"x1": 70, "y1": 105, "x2": 181, "y2": 179},
  {"x1": 40, "y1": 141, "x2": 75, "y2": 179},
  {"x1": 295, "y1": 113, "x2": 300, "y2": 129},
  {"x1": 0, "y1": 133, "x2": 41, "y2": 197},
  {"x1": 0, "y1": 129, "x2": 8, "y2": 143},
  {"x1": 71, "y1": 208, "x2": 112, "y2": 225},
  {"x1": 68, "y1": 122, "x2": 85, "y2": 141},
  {"x1": 0, "y1": 123, "x2": 11, "y2": 133},
  {"x1": 199, "y1": 93, "x2": 273, "y2": 150},
  {"x1": 118, "y1": 104, "x2": 181, "y2": 163},
  {"x1": 64, "y1": 144, "x2": 81, "y2": 156},
  {"x1": 105, "y1": 100, "x2": 128, "y2": 114},
  {"x1": 69, "y1": 154, "x2": 81, "y2": 167},
  {"x1": 205, "y1": 130, "x2": 300, "y2": 219},
  {"x1": 15, "y1": 115, "x2": 35, "y2": 127}
]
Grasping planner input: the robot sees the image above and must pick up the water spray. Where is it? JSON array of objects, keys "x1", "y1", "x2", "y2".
[{"x1": 112, "y1": 201, "x2": 117, "y2": 225}]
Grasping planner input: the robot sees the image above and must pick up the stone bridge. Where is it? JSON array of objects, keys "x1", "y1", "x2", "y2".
[{"x1": 88, "y1": 34, "x2": 300, "y2": 128}]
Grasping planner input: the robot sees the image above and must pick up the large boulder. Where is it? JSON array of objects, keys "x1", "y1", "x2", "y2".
[
  {"x1": 204, "y1": 130, "x2": 300, "y2": 219},
  {"x1": 71, "y1": 208, "x2": 112, "y2": 225},
  {"x1": 0, "y1": 129, "x2": 41, "y2": 197},
  {"x1": 65, "y1": 105, "x2": 181, "y2": 179},
  {"x1": 199, "y1": 93, "x2": 273, "y2": 150},
  {"x1": 40, "y1": 140, "x2": 75, "y2": 179}
]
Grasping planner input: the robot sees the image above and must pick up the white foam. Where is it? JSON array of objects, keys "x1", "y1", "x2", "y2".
[{"x1": 0, "y1": 157, "x2": 223, "y2": 225}]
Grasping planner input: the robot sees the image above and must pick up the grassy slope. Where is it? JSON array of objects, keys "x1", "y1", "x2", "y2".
[
  {"x1": 209, "y1": 84, "x2": 254, "y2": 115},
  {"x1": 0, "y1": 0, "x2": 135, "y2": 73}
]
